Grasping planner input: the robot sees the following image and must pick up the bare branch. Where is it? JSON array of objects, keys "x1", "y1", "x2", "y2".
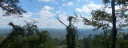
[
  {"x1": 56, "y1": 14, "x2": 67, "y2": 27},
  {"x1": 73, "y1": 12, "x2": 78, "y2": 17}
]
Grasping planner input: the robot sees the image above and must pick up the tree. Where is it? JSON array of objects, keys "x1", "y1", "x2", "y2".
[
  {"x1": 83, "y1": 10, "x2": 112, "y2": 48},
  {"x1": 23, "y1": 21, "x2": 40, "y2": 48},
  {"x1": 82, "y1": 34, "x2": 92, "y2": 48},
  {"x1": 23, "y1": 21, "x2": 56, "y2": 48},
  {"x1": 57, "y1": 14, "x2": 78, "y2": 48},
  {"x1": 0, "y1": 22, "x2": 25, "y2": 48},
  {"x1": 82, "y1": 0, "x2": 128, "y2": 48},
  {"x1": 38, "y1": 31, "x2": 56, "y2": 48},
  {"x1": 102, "y1": 0, "x2": 128, "y2": 48},
  {"x1": 23, "y1": 21, "x2": 39, "y2": 36},
  {"x1": 111, "y1": 1, "x2": 117, "y2": 48},
  {"x1": 0, "y1": 0, "x2": 26, "y2": 16},
  {"x1": 0, "y1": 21, "x2": 56, "y2": 48},
  {"x1": 83, "y1": 8, "x2": 128, "y2": 48}
]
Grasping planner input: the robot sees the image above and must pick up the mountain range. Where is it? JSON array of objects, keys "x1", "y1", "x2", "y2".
[{"x1": 0, "y1": 28, "x2": 104, "y2": 39}]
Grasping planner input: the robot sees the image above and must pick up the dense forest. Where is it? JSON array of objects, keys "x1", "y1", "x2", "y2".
[{"x1": 0, "y1": 0, "x2": 128, "y2": 48}]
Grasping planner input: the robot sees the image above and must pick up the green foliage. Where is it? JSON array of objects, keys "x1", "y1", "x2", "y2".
[
  {"x1": 0, "y1": 36, "x2": 5, "y2": 43},
  {"x1": 80, "y1": 32, "x2": 128, "y2": 48},
  {"x1": 83, "y1": 10, "x2": 111, "y2": 48},
  {"x1": 0, "y1": 22, "x2": 56, "y2": 48},
  {"x1": 66, "y1": 25, "x2": 78, "y2": 48},
  {"x1": 82, "y1": 8, "x2": 128, "y2": 48},
  {"x1": 66, "y1": 16, "x2": 78, "y2": 48},
  {"x1": 38, "y1": 31, "x2": 56, "y2": 48}
]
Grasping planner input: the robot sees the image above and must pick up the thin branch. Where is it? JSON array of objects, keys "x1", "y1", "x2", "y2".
[
  {"x1": 56, "y1": 14, "x2": 67, "y2": 27},
  {"x1": 73, "y1": 12, "x2": 78, "y2": 17}
]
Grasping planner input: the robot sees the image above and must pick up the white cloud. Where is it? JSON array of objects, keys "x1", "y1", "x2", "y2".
[
  {"x1": 22, "y1": 12, "x2": 33, "y2": 18},
  {"x1": 0, "y1": 5, "x2": 94, "y2": 28},
  {"x1": 75, "y1": 3, "x2": 102, "y2": 13},
  {"x1": 39, "y1": 10, "x2": 55, "y2": 18},
  {"x1": 36, "y1": 6, "x2": 66, "y2": 28},
  {"x1": 42, "y1": 6, "x2": 54, "y2": 10},
  {"x1": 0, "y1": 7, "x2": 35, "y2": 28},
  {"x1": 36, "y1": 18, "x2": 66, "y2": 28},
  {"x1": 63, "y1": 2, "x2": 74, "y2": 6},
  {"x1": 0, "y1": 5, "x2": 62, "y2": 28},
  {"x1": 39, "y1": 6, "x2": 55, "y2": 18},
  {"x1": 104, "y1": 5, "x2": 120, "y2": 13}
]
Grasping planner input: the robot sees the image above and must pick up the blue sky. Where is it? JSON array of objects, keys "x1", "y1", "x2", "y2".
[{"x1": 0, "y1": 0, "x2": 111, "y2": 28}]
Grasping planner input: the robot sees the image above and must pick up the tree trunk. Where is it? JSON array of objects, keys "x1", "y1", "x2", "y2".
[
  {"x1": 103, "y1": 29, "x2": 109, "y2": 48},
  {"x1": 111, "y1": 0, "x2": 117, "y2": 48}
]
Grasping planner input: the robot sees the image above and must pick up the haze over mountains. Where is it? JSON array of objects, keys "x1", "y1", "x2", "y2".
[
  {"x1": 0, "y1": 28, "x2": 103, "y2": 39},
  {"x1": 0, "y1": 28, "x2": 128, "y2": 39}
]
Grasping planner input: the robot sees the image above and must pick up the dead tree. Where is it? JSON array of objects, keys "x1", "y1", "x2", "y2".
[{"x1": 57, "y1": 14, "x2": 78, "y2": 48}]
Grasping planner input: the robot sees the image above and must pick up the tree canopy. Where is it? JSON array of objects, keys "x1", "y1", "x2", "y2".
[{"x1": 0, "y1": 0, "x2": 26, "y2": 16}]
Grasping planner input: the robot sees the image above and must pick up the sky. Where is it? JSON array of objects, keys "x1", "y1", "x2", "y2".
[{"x1": 0, "y1": 0, "x2": 112, "y2": 28}]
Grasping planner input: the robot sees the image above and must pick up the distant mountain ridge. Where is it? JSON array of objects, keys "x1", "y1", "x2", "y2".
[{"x1": 0, "y1": 28, "x2": 102, "y2": 39}]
